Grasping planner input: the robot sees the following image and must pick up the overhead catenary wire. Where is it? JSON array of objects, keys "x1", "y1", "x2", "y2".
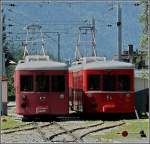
[
  {"x1": 3, "y1": 1, "x2": 142, "y2": 61},
  {"x1": 4, "y1": 2, "x2": 117, "y2": 28}
]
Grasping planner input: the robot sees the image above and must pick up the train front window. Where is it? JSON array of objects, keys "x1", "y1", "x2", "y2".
[
  {"x1": 36, "y1": 76, "x2": 49, "y2": 92},
  {"x1": 88, "y1": 75, "x2": 101, "y2": 91},
  {"x1": 118, "y1": 75, "x2": 130, "y2": 91},
  {"x1": 21, "y1": 76, "x2": 33, "y2": 91},
  {"x1": 52, "y1": 75, "x2": 65, "y2": 92},
  {"x1": 103, "y1": 75, "x2": 116, "y2": 91}
]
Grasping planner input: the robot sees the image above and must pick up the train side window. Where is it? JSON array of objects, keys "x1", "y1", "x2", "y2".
[
  {"x1": 52, "y1": 75, "x2": 65, "y2": 92},
  {"x1": 118, "y1": 75, "x2": 130, "y2": 91},
  {"x1": 36, "y1": 76, "x2": 49, "y2": 92},
  {"x1": 88, "y1": 75, "x2": 101, "y2": 91},
  {"x1": 103, "y1": 75, "x2": 116, "y2": 91},
  {"x1": 20, "y1": 76, "x2": 33, "y2": 91}
]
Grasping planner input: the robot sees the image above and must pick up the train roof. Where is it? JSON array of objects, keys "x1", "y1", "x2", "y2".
[
  {"x1": 15, "y1": 55, "x2": 68, "y2": 70},
  {"x1": 69, "y1": 57, "x2": 134, "y2": 71}
]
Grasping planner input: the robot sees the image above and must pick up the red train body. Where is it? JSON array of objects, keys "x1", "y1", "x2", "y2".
[
  {"x1": 14, "y1": 56, "x2": 69, "y2": 116},
  {"x1": 69, "y1": 57, "x2": 135, "y2": 113},
  {"x1": 14, "y1": 55, "x2": 135, "y2": 116}
]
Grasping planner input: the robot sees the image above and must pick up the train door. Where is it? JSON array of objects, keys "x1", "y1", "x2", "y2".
[
  {"x1": 86, "y1": 73, "x2": 101, "y2": 112},
  {"x1": 69, "y1": 72, "x2": 73, "y2": 110},
  {"x1": 73, "y1": 73, "x2": 77, "y2": 111},
  {"x1": 77, "y1": 74, "x2": 84, "y2": 112},
  {"x1": 35, "y1": 75, "x2": 49, "y2": 114},
  {"x1": 50, "y1": 74, "x2": 68, "y2": 115}
]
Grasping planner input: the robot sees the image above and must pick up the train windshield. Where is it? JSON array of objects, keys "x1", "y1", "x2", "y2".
[
  {"x1": 36, "y1": 76, "x2": 49, "y2": 92},
  {"x1": 52, "y1": 75, "x2": 65, "y2": 92},
  {"x1": 20, "y1": 76, "x2": 33, "y2": 91},
  {"x1": 103, "y1": 75, "x2": 116, "y2": 91},
  {"x1": 88, "y1": 75, "x2": 101, "y2": 91},
  {"x1": 118, "y1": 75, "x2": 130, "y2": 91}
]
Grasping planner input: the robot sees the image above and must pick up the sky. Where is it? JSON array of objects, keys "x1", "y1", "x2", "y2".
[{"x1": 3, "y1": 0, "x2": 143, "y2": 61}]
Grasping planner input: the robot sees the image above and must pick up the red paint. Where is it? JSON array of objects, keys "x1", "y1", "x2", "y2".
[
  {"x1": 14, "y1": 70, "x2": 69, "y2": 116},
  {"x1": 69, "y1": 69, "x2": 135, "y2": 113}
]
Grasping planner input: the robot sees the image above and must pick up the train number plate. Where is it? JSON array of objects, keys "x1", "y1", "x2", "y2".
[{"x1": 36, "y1": 106, "x2": 48, "y2": 113}]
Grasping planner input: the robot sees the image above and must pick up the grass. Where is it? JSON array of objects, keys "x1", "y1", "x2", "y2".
[
  {"x1": 1, "y1": 116, "x2": 25, "y2": 129},
  {"x1": 91, "y1": 119, "x2": 149, "y2": 143}
]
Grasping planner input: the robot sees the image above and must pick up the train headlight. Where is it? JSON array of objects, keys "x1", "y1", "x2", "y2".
[
  {"x1": 59, "y1": 94, "x2": 64, "y2": 99},
  {"x1": 22, "y1": 95, "x2": 27, "y2": 100},
  {"x1": 87, "y1": 93, "x2": 92, "y2": 97},
  {"x1": 126, "y1": 93, "x2": 130, "y2": 97},
  {"x1": 106, "y1": 95, "x2": 112, "y2": 100}
]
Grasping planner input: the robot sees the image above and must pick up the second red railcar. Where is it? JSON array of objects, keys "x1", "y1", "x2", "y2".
[{"x1": 69, "y1": 57, "x2": 135, "y2": 113}]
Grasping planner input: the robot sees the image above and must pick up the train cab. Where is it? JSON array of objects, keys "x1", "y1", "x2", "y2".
[
  {"x1": 69, "y1": 57, "x2": 135, "y2": 113},
  {"x1": 14, "y1": 55, "x2": 69, "y2": 116}
]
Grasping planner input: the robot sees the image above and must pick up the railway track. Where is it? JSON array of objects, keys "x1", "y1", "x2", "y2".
[
  {"x1": 48, "y1": 121, "x2": 125, "y2": 142},
  {"x1": 32, "y1": 122, "x2": 49, "y2": 142},
  {"x1": 49, "y1": 121, "x2": 104, "y2": 142},
  {"x1": 2, "y1": 114, "x2": 126, "y2": 143},
  {"x1": 1, "y1": 122, "x2": 52, "y2": 135},
  {"x1": 79, "y1": 121, "x2": 126, "y2": 141},
  {"x1": 50, "y1": 121, "x2": 83, "y2": 142}
]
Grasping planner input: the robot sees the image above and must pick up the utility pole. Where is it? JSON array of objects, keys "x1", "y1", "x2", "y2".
[
  {"x1": 0, "y1": 0, "x2": 3, "y2": 115},
  {"x1": 57, "y1": 32, "x2": 60, "y2": 61},
  {"x1": 117, "y1": 2, "x2": 122, "y2": 61},
  {"x1": 148, "y1": 1, "x2": 150, "y2": 105}
]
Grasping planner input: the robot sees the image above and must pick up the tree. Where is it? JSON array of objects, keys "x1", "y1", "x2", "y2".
[
  {"x1": 2, "y1": 14, "x2": 14, "y2": 67},
  {"x1": 5, "y1": 45, "x2": 24, "y2": 100},
  {"x1": 139, "y1": 0, "x2": 149, "y2": 49}
]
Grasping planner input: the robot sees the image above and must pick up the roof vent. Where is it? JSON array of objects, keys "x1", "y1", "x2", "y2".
[{"x1": 25, "y1": 55, "x2": 49, "y2": 62}]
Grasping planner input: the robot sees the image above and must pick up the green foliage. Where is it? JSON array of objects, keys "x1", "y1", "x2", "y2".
[
  {"x1": 6, "y1": 47, "x2": 24, "y2": 100},
  {"x1": 140, "y1": 68, "x2": 149, "y2": 79},
  {"x1": 7, "y1": 65, "x2": 15, "y2": 100},
  {"x1": 140, "y1": 35, "x2": 148, "y2": 48},
  {"x1": 139, "y1": 0, "x2": 149, "y2": 49},
  {"x1": 11, "y1": 46, "x2": 24, "y2": 62},
  {"x1": 1, "y1": 116, "x2": 25, "y2": 129},
  {"x1": 2, "y1": 15, "x2": 14, "y2": 67}
]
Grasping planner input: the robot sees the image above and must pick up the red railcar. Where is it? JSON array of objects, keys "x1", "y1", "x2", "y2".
[
  {"x1": 14, "y1": 55, "x2": 68, "y2": 116},
  {"x1": 69, "y1": 57, "x2": 135, "y2": 113}
]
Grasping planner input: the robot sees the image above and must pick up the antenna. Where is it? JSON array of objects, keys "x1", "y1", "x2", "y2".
[
  {"x1": 23, "y1": 24, "x2": 46, "y2": 58},
  {"x1": 75, "y1": 17, "x2": 97, "y2": 60}
]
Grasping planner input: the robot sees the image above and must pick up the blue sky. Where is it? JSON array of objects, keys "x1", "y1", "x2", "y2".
[{"x1": 3, "y1": 1, "x2": 143, "y2": 60}]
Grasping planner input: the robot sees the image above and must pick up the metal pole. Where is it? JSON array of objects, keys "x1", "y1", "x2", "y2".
[
  {"x1": 57, "y1": 32, "x2": 60, "y2": 61},
  {"x1": 92, "y1": 16, "x2": 97, "y2": 57},
  {"x1": 117, "y1": 3, "x2": 122, "y2": 61},
  {"x1": 148, "y1": 1, "x2": 150, "y2": 113},
  {"x1": 0, "y1": 0, "x2": 3, "y2": 115}
]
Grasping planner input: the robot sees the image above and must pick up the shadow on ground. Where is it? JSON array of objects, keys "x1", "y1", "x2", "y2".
[{"x1": 22, "y1": 112, "x2": 148, "y2": 122}]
